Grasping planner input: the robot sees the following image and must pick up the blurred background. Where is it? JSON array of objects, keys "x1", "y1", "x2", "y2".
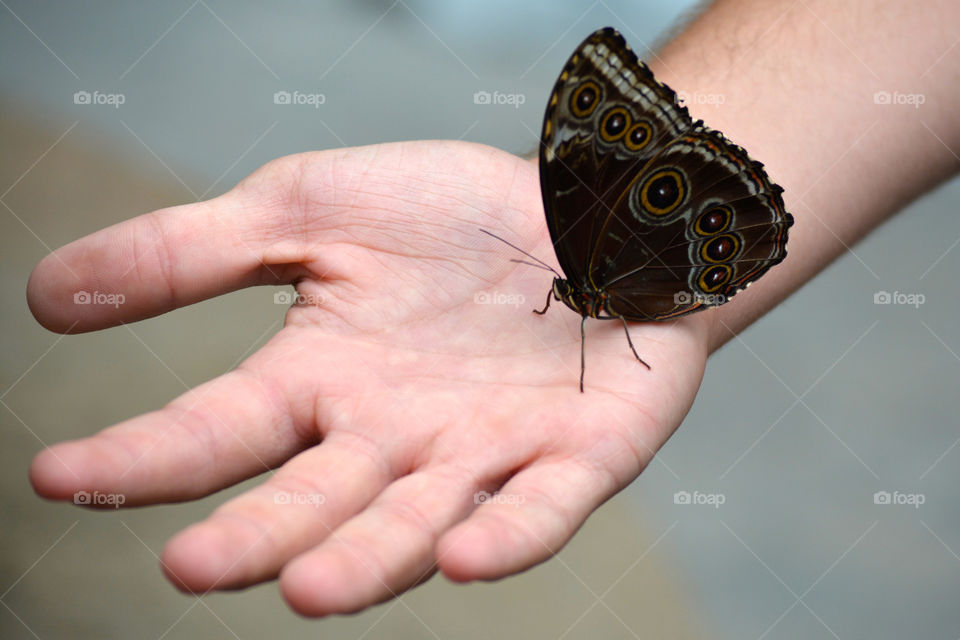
[{"x1": 2, "y1": 1, "x2": 959, "y2": 638}]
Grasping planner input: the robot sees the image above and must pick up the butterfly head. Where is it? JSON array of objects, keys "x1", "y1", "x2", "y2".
[{"x1": 553, "y1": 278, "x2": 606, "y2": 318}]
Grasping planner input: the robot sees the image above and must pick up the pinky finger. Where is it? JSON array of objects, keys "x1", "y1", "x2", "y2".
[{"x1": 435, "y1": 458, "x2": 620, "y2": 582}]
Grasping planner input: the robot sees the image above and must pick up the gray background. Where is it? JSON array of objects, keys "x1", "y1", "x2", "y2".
[{"x1": 2, "y1": 1, "x2": 959, "y2": 638}]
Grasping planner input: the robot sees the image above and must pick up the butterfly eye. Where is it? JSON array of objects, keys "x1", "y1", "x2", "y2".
[
  {"x1": 698, "y1": 264, "x2": 732, "y2": 293},
  {"x1": 700, "y1": 233, "x2": 741, "y2": 263},
  {"x1": 570, "y1": 81, "x2": 602, "y2": 118},
  {"x1": 599, "y1": 107, "x2": 630, "y2": 142},
  {"x1": 639, "y1": 168, "x2": 687, "y2": 216},
  {"x1": 624, "y1": 121, "x2": 652, "y2": 151},
  {"x1": 694, "y1": 205, "x2": 732, "y2": 236}
]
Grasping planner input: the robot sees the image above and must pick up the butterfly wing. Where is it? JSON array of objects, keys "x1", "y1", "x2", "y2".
[
  {"x1": 539, "y1": 27, "x2": 692, "y2": 286},
  {"x1": 594, "y1": 126, "x2": 794, "y2": 320},
  {"x1": 540, "y1": 27, "x2": 792, "y2": 321}
]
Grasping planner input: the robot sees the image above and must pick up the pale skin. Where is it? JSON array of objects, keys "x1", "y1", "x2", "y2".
[{"x1": 26, "y1": 0, "x2": 960, "y2": 617}]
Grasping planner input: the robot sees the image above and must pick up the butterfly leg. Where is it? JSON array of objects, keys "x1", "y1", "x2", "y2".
[
  {"x1": 619, "y1": 316, "x2": 651, "y2": 370},
  {"x1": 533, "y1": 288, "x2": 553, "y2": 315},
  {"x1": 579, "y1": 314, "x2": 587, "y2": 392}
]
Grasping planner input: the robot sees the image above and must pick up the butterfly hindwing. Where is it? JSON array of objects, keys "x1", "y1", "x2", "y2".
[{"x1": 592, "y1": 126, "x2": 793, "y2": 319}]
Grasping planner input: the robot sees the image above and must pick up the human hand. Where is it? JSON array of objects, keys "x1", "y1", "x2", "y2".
[{"x1": 27, "y1": 140, "x2": 711, "y2": 615}]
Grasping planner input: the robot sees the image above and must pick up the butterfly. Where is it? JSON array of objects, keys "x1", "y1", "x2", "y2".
[{"x1": 484, "y1": 27, "x2": 792, "y2": 391}]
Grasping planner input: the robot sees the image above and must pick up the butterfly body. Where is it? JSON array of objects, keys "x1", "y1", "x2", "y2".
[
  {"x1": 550, "y1": 277, "x2": 609, "y2": 319},
  {"x1": 497, "y1": 27, "x2": 793, "y2": 390}
]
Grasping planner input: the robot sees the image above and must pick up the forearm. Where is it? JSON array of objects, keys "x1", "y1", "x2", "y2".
[{"x1": 648, "y1": 0, "x2": 960, "y2": 352}]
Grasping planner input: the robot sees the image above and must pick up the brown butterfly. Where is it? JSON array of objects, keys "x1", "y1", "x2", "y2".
[{"x1": 486, "y1": 27, "x2": 792, "y2": 391}]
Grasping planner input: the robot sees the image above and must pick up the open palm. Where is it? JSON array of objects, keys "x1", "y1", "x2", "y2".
[{"x1": 28, "y1": 140, "x2": 711, "y2": 616}]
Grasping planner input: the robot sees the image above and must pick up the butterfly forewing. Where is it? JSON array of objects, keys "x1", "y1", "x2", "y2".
[{"x1": 540, "y1": 28, "x2": 692, "y2": 288}]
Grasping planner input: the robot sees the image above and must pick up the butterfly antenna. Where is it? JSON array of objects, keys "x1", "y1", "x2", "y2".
[
  {"x1": 478, "y1": 228, "x2": 561, "y2": 278},
  {"x1": 510, "y1": 258, "x2": 555, "y2": 272}
]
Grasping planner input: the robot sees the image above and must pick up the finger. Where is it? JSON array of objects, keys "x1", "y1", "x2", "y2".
[
  {"x1": 160, "y1": 432, "x2": 398, "y2": 592},
  {"x1": 436, "y1": 457, "x2": 626, "y2": 582},
  {"x1": 279, "y1": 465, "x2": 477, "y2": 617},
  {"x1": 29, "y1": 366, "x2": 307, "y2": 505},
  {"x1": 26, "y1": 192, "x2": 308, "y2": 333}
]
